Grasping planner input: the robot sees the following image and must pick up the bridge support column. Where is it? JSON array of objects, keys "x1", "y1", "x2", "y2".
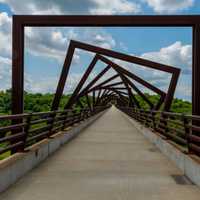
[
  {"x1": 12, "y1": 17, "x2": 24, "y2": 115},
  {"x1": 193, "y1": 24, "x2": 200, "y2": 117}
]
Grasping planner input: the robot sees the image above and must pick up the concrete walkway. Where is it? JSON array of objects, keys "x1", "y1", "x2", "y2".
[{"x1": 1, "y1": 106, "x2": 200, "y2": 200}]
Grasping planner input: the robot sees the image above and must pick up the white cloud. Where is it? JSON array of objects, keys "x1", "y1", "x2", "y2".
[
  {"x1": 25, "y1": 27, "x2": 74, "y2": 63},
  {"x1": 176, "y1": 83, "x2": 191, "y2": 100},
  {"x1": 111, "y1": 41, "x2": 192, "y2": 98},
  {"x1": 0, "y1": 12, "x2": 12, "y2": 58},
  {"x1": 90, "y1": 0, "x2": 141, "y2": 14},
  {"x1": 25, "y1": 75, "x2": 59, "y2": 93},
  {"x1": 25, "y1": 27, "x2": 116, "y2": 63},
  {"x1": 141, "y1": 41, "x2": 192, "y2": 74},
  {"x1": 144, "y1": 0, "x2": 194, "y2": 13},
  {"x1": 0, "y1": 0, "x2": 141, "y2": 15},
  {"x1": 81, "y1": 28, "x2": 116, "y2": 49},
  {"x1": 0, "y1": 12, "x2": 12, "y2": 90},
  {"x1": 0, "y1": 56, "x2": 11, "y2": 90}
]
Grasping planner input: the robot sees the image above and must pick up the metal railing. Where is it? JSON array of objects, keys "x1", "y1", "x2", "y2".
[
  {"x1": 0, "y1": 106, "x2": 109, "y2": 157},
  {"x1": 117, "y1": 106, "x2": 200, "y2": 157}
]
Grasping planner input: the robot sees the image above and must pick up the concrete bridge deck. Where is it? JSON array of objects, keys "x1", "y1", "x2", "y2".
[{"x1": 1, "y1": 106, "x2": 200, "y2": 200}]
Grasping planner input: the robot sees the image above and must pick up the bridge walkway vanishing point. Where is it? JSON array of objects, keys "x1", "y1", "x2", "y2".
[{"x1": 1, "y1": 106, "x2": 200, "y2": 200}]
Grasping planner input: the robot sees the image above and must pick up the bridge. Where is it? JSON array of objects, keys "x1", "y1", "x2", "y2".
[
  {"x1": 1, "y1": 15, "x2": 200, "y2": 199},
  {"x1": 0, "y1": 106, "x2": 200, "y2": 199}
]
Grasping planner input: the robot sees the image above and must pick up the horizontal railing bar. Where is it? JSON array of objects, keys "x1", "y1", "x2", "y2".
[
  {"x1": 0, "y1": 123, "x2": 27, "y2": 133},
  {"x1": 117, "y1": 106, "x2": 200, "y2": 158},
  {"x1": 0, "y1": 113, "x2": 30, "y2": 120},
  {"x1": 0, "y1": 141, "x2": 24, "y2": 155},
  {"x1": 0, "y1": 132, "x2": 26, "y2": 143},
  {"x1": 0, "y1": 106, "x2": 110, "y2": 157},
  {"x1": 27, "y1": 131, "x2": 49, "y2": 143},
  {"x1": 28, "y1": 125, "x2": 51, "y2": 135},
  {"x1": 30, "y1": 117, "x2": 53, "y2": 125}
]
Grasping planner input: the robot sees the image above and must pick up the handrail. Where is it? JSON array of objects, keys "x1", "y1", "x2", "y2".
[
  {"x1": 0, "y1": 106, "x2": 110, "y2": 158},
  {"x1": 117, "y1": 106, "x2": 200, "y2": 157}
]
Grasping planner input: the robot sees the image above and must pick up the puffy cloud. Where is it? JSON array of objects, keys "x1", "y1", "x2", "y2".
[
  {"x1": 0, "y1": 12, "x2": 12, "y2": 90},
  {"x1": 90, "y1": 0, "x2": 141, "y2": 14},
  {"x1": 25, "y1": 27, "x2": 116, "y2": 63},
  {"x1": 174, "y1": 82, "x2": 191, "y2": 100},
  {"x1": 138, "y1": 42, "x2": 192, "y2": 98},
  {"x1": 0, "y1": 56, "x2": 11, "y2": 90},
  {"x1": 144, "y1": 0, "x2": 194, "y2": 13},
  {"x1": 112, "y1": 41, "x2": 192, "y2": 98},
  {"x1": 25, "y1": 75, "x2": 59, "y2": 94},
  {"x1": 141, "y1": 41, "x2": 192, "y2": 74},
  {"x1": 0, "y1": 12, "x2": 12, "y2": 58},
  {"x1": 25, "y1": 27, "x2": 75, "y2": 63},
  {"x1": 0, "y1": 0, "x2": 141, "y2": 15}
]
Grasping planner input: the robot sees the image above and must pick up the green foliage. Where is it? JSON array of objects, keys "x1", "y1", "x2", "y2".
[
  {"x1": 0, "y1": 90, "x2": 192, "y2": 115},
  {"x1": 24, "y1": 92, "x2": 73, "y2": 112},
  {"x1": 134, "y1": 93, "x2": 192, "y2": 114},
  {"x1": 170, "y1": 98, "x2": 192, "y2": 114},
  {"x1": 0, "y1": 89, "x2": 11, "y2": 115}
]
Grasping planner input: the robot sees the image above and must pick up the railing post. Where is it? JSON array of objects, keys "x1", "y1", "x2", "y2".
[
  {"x1": 21, "y1": 113, "x2": 32, "y2": 151},
  {"x1": 159, "y1": 112, "x2": 169, "y2": 139},
  {"x1": 151, "y1": 111, "x2": 156, "y2": 131},
  {"x1": 61, "y1": 111, "x2": 69, "y2": 131},
  {"x1": 144, "y1": 110, "x2": 149, "y2": 127},
  {"x1": 71, "y1": 110, "x2": 76, "y2": 125},
  {"x1": 182, "y1": 114, "x2": 191, "y2": 154},
  {"x1": 47, "y1": 112, "x2": 56, "y2": 138}
]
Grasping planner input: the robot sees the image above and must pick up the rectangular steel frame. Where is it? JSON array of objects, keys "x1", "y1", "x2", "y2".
[{"x1": 12, "y1": 15, "x2": 200, "y2": 115}]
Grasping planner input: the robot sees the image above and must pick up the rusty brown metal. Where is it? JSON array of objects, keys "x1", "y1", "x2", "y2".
[
  {"x1": 64, "y1": 54, "x2": 99, "y2": 109},
  {"x1": 12, "y1": 15, "x2": 198, "y2": 116},
  {"x1": 58, "y1": 41, "x2": 180, "y2": 112}
]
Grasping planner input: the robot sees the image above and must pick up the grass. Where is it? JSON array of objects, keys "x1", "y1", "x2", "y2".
[{"x1": 0, "y1": 151, "x2": 11, "y2": 160}]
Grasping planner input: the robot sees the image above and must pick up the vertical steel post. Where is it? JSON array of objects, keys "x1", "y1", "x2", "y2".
[
  {"x1": 12, "y1": 17, "x2": 24, "y2": 115},
  {"x1": 193, "y1": 24, "x2": 200, "y2": 117}
]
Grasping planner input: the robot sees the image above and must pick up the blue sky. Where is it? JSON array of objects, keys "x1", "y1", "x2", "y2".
[{"x1": 0, "y1": 0, "x2": 199, "y2": 101}]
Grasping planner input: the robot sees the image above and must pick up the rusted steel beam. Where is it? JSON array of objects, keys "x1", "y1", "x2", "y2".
[
  {"x1": 100, "y1": 92, "x2": 114, "y2": 102},
  {"x1": 154, "y1": 95, "x2": 166, "y2": 110},
  {"x1": 101, "y1": 94, "x2": 116, "y2": 105},
  {"x1": 98, "y1": 55, "x2": 166, "y2": 97},
  {"x1": 107, "y1": 87, "x2": 129, "y2": 97},
  {"x1": 120, "y1": 74, "x2": 154, "y2": 109},
  {"x1": 118, "y1": 74, "x2": 138, "y2": 108},
  {"x1": 55, "y1": 39, "x2": 178, "y2": 112},
  {"x1": 12, "y1": 15, "x2": 200, "y2": 117},
  {"x1": 78, "y1": 65, "x2": 111, "y2": 98},
  {"x1": 85, "y1": 94, "x2": 92, "y2": 111},
  {"x1": 72, "y1": 40, "x2": 180, "y2": 74},
  {"x1": 12, "y1": 17, "x2": 24, "y2": 115},
  {"x1": 51, "y1": 42, "x2": 75, "y2": 110},
  {"x1": 95, "y1": 89, "x2": 102, "y2": 106},
  {"x1": 103, "y1": 81, "x2": 124, "y2": 88},
  {"x1": 14, "y1": 15, "x2": 200, "y2": 27},
  {"x1": 96, "y1": 87, "x2": 128, "y2": 105},
  {"x1": 106, "y1": 87, "x2": 127, "y2": 90},
  {"x1": 92, "y1": 90, "x2": 95, "y2": 108},
  {"x1": 163, "y1": 71, "x2": 180, "y2": 111},
  {"x1": 65, "y1": 54, "x2": 99, "y2": 109},
  {"x1": 193, "y1": 24, "x2": 200, "y2": 116},
  {"x1": 87, "y1": 74, "x2": 120, "y2": 94}
]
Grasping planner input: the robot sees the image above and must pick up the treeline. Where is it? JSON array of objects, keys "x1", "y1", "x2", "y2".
[
  {"x1": 135, "y1": 94, "x2": 192, "y2": 114},
  {"x1": 0, "y1": 90, "x2": 192, "y2": 115}
]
